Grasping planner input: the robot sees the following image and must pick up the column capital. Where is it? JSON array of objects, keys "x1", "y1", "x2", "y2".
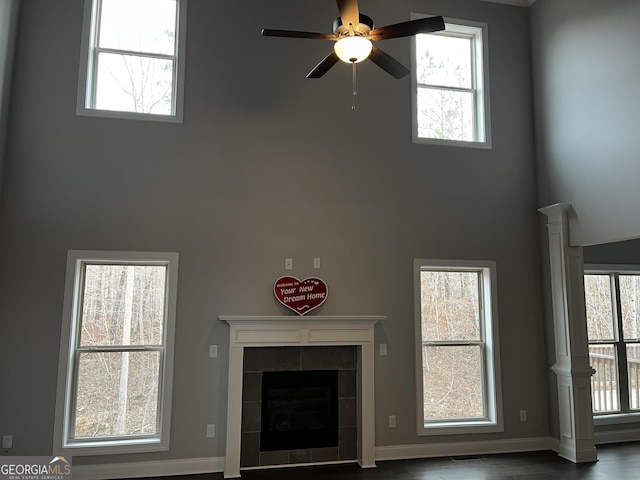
[{"x1": 538, "y1": 203, "x2": 571, "y2": 221}]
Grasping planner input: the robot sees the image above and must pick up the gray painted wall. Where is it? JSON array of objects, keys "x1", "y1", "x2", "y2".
[
  {"x1": 0, "y1": 0, "x2": 546, "y2": 468},
  {"x1": 531, "y1": 0, "x2": 640, "y2": 247},
  {"x1": 584, "y1": 238, "x2": 640, "y2": 265}
]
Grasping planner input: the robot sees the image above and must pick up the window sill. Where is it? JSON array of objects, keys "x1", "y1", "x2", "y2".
[
  {"x1": 57, "y1": 437, "x2": 168, "y2": 456},
  {"x1": 76, "y1": 107, "x2": 183, "y2": 123},
  {"x1": 418, "y1": 421, "x2": 503, "y2": 436},
  {"x1": 412, "y1": 136, "x2": 492, "y2": 149}
]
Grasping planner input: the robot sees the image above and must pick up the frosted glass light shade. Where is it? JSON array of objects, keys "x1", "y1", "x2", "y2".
[{"x1": 334, "y1": 36, "x2": 372, "y2": 63}]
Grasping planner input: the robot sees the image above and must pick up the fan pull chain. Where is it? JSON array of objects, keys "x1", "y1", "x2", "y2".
[{"x1": 352, "y1": 62, "x2": 357, "y2": 110}]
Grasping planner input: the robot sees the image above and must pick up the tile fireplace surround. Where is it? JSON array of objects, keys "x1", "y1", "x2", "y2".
[{"x1": 220, "y1": 315, "x2": 385, "y2": 479}]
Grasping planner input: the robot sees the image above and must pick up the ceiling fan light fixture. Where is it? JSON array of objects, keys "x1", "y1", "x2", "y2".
[{"x1": 334, "y1": 36, "x2": 372, "y2": 63}]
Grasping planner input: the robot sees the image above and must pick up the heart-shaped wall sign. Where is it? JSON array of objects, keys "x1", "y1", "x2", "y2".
[{"x1": 274, "y1": 276, "x2": 328, "y2": 316}]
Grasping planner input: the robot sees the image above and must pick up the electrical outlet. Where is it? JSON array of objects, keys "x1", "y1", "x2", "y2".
[
  {"x1": 379, "y1": 343, "x2": 388, "y2": 356},
  {"x1": 313, "y1": 258, "x2": 321, "y2": 269},
  {"x1": 206, "y1": 424, "x2": 215, "y2": 438},
  {"x1": 519, "y1": 410, "x2": 527, "y2": 422},
  {"x1": 389, "y1": 415, "x2": 397, "y2": 428},
  {"x1": 209, "y1": 345, "x2": 218, "y2": 358},
  {"x1": 285, "y1": 258, "x2": 293, "y2": 270},
  {"x1": 2, "y1": 435, "x2": 12, "y2": 450}
]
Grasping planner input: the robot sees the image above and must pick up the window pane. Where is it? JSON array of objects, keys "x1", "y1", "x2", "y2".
[
  {"x1": 420, "y1": 270, "x2": 480, "y2": 341},
  {"x1": 584, "y1": 274, "x2": 615, "y2": 341},
  {"x1": 416, "y1": 34, "x2": 472, "y2": 88},
  {"x1": 627, "y1": 344, "x2": 640, "y2": 410},
  {"x1": 94, "y1": 52, "x2": 174, "y2": 114},
  {"x1": 620, "y1": 275, "x2": 640, "y2": 340},
  {"x1": 417, "y1": 87, "x2": 474, "y2": 142},
  {"x1": 74, "y1": 351, "x2": 160, "y2": 438},
  {"x1": 99, "y1": 0, "x2": 177, "y2": 55},
  {"x1": 80, "y1": 264, "x2": 166, "y2": 346},
  {"x1": 423, "y1": 345, "x2": 484, "y2": 420},
  {"x1": 589, "y1": 344, "x2": 619, "y2": 413}
]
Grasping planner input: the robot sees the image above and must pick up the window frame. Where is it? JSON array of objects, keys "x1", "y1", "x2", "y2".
[
  {"x1": 76, "y1": 0, "x2": 187, "y2": 122},
  {"x1": 414, "y1": 259, "x2": 503, "y2": 436},
  {"x1": 585, "y1": 264, "x2": 640, "y2": 426},
  {"x1": 53, "y1": 250, "x2": 179, "y2": 456},
  {"x1": 410, "y1": 15, "x2": 491, "y2": 149}
]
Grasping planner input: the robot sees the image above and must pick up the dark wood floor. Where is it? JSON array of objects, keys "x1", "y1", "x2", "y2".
[
  {"x1": 231, "y1": 443, "x2": 640, "y2": 480},
  {"x1": 131, "y1": 442, "x2": 640, "y2": 480}
]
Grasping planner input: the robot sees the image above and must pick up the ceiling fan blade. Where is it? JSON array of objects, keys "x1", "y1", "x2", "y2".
[
  {"x1": 368, "y1": 45, "x2": 409, "y2": 79},
  {"x1": 261, "y1": 29, "x2": 335, "y2": 40},
  {"x1": 368, "y1": 16, "x2": 445, "y2": 41},
  {"x1": 306, "y1": 51, "x2": 340, "y2": 78},
  {"x1": 336, "y1": 0, "x2": 360, "y2": 29}
]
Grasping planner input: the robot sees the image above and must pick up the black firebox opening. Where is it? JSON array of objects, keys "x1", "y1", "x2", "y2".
[{"x1": 260, "y1": 370, "x2": 339, "y2": 452}]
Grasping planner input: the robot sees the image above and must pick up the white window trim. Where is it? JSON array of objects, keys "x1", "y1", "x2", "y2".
[
  {"x1": 76, "y1": 0, "x2": 187, "y2": 123},
  {"x1": 585, "y1": 263, "x2": 640, "y2": 426},
  {"x1": 414, "y1": 259, "x2": 503, "y2": 435},
  {"x1": 53, "y1": 250, "x2": 179, "y2": 456},
  {"x1": 410, "y1": 15, "x2": 492, "y2": 149}
]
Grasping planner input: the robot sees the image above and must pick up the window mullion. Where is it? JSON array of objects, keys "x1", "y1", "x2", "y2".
[
  {"x1": 96, "y1": 46, "x2": 175, "y2": 61},
  {"x1": 77, "y1": 345, "x2": 163, "y2": 352},
  {"x1": 417, "y1": 83, "x2": 474, "y2": 94},
  {"x1": 613, "y1": 274, "x2": 631, "y2": 411},
  {"x1": 423, "y1": 340, "x2": 482, "y2": 347}
]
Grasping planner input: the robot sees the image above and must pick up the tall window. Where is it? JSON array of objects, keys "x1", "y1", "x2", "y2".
[
  {"x1": 414, "y1": 259, "x2": 502, "y2": 435},
  {"x1": 585, "y1": 268, "x2": 640, "y2": 416},
  {"x1": 77, "y1": 0, "x2": 187, "y2": 122},
  {"x1": 412, "y1": 16, "x2": 490, "y2": 148},
  {"x1": 54, "y1": 251, "x2": 179, "y2": 455}
]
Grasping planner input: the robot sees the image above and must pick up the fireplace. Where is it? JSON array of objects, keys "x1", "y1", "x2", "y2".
[
  {"x1": 221, "y1": 315, "x2": 384, "y2": 478},
  {"x1": 261, "y1": 370, "x2": 338, "y2": 451},
  {"x1": 240, "y1": 346, "x2": 357, "y2": 467}
]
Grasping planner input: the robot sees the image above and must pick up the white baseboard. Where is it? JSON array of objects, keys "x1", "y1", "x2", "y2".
[
  {"x1": 72, "y1": 438, "x2": 559, "y2": 480},
  {"x1": 595, "y1": 428, "x2": 640, "y2": 445},
  {"x1": 73, "y1": 456, "x2": 225, "y2": 480},
  {"x1": 375, "y1": 436, "x2": 557, "y2": 462}
]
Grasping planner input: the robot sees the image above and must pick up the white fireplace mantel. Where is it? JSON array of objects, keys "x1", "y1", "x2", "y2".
[{"x1": 220, "y1": 315, "x2": 385, "y2": 478}]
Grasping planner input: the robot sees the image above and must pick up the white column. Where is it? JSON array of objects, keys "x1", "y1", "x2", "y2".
[
  {"x1": 224, "y1": 344, "x2": 244, "y2": 478},
  {"x1": 357, "y1": 343, "x2": 376, "y2": 469},
  {"x1": 539, "y1": 203, "x2": 597, "y2": 463}
]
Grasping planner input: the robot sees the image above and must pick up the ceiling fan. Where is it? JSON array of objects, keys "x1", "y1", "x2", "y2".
[{"x1": 261, "y1": 0, "x2": 445, "y2": 80}]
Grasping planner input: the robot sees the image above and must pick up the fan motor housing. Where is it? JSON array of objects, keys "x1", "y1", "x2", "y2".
[{"x1": 333, "y1": 13, "x2": 374, "y2": 36}]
